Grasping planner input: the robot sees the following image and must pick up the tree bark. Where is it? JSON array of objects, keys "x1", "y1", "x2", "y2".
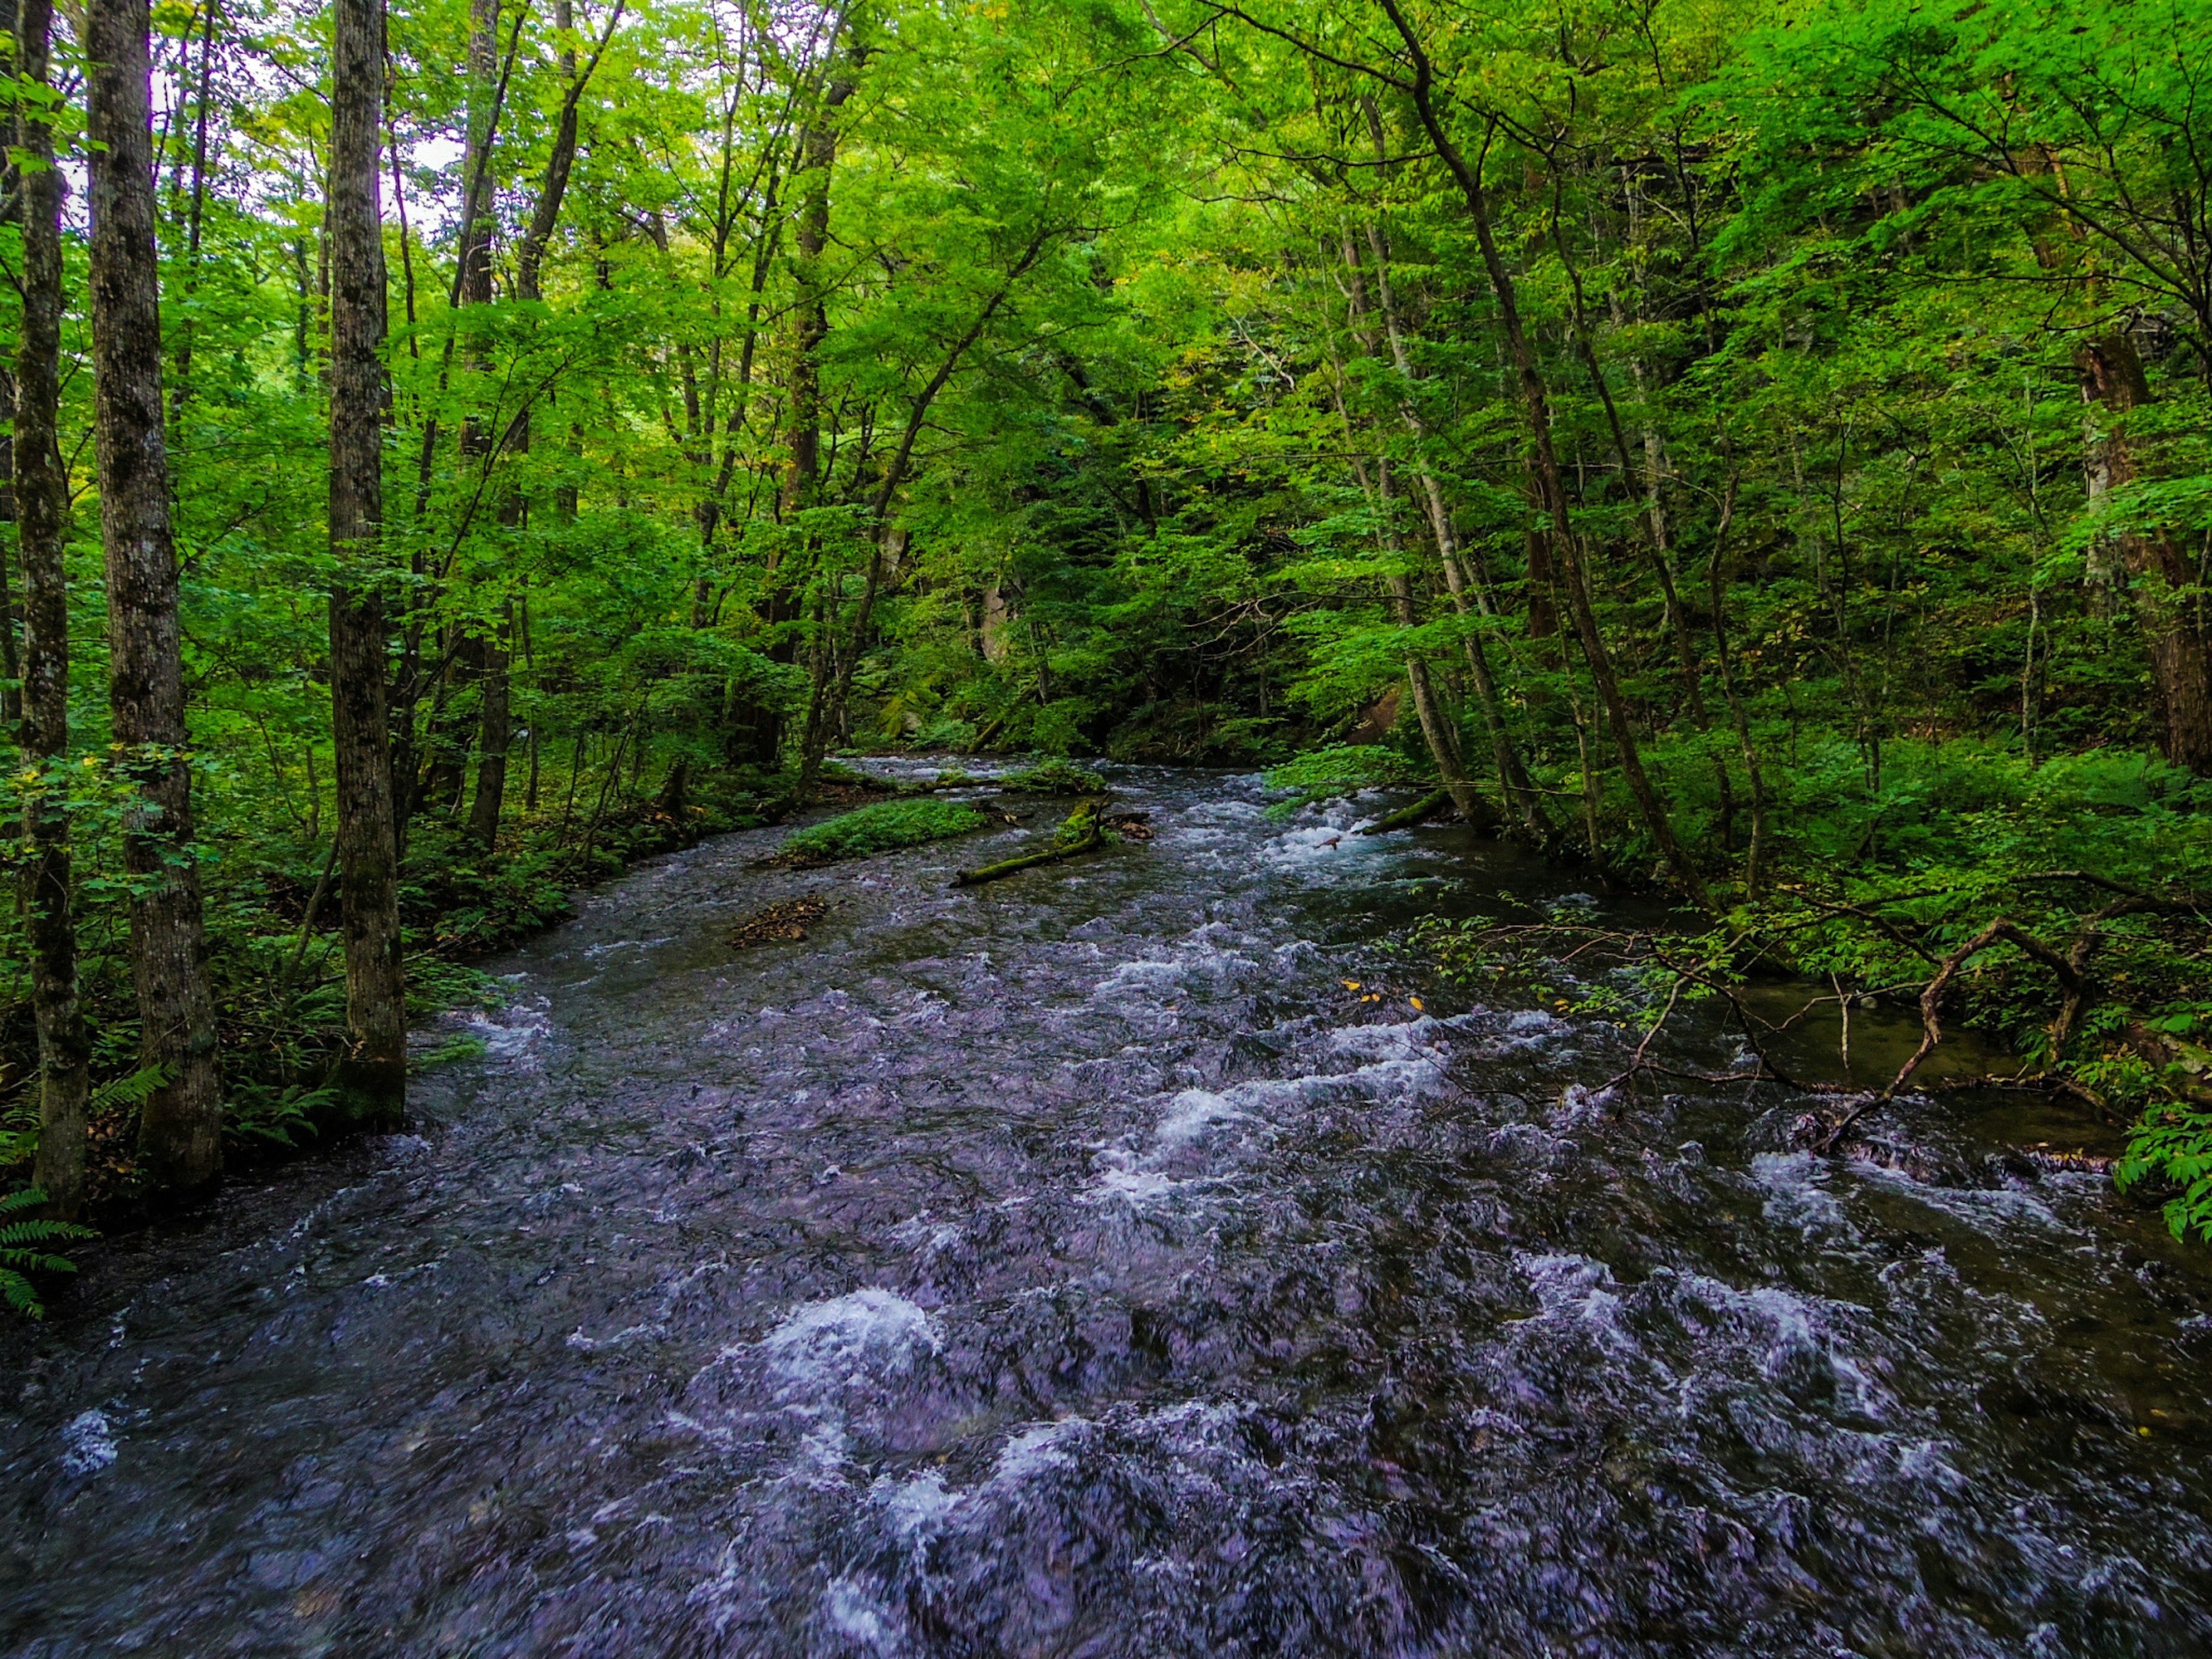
[
  {"x1": 1373, "y1": 0, "x2": 1710, "y2": 909},
  {"x1": 88, "y1": 0, "x2": 224, "y2": 1192},
  {"x1": 328, "y1": 0, "x2": 406, "y2": 1124},
  {"x1": 763, "y1": 53, "x2": 858, "y2": 774},
  {"x1": 168, "y1": 0, "x2": 218, "y2": 433},
  {"x1": 1357, "y1": 213, "x2": 1543, "y2": 837},
  {"x1": 2077, "y1": 332, "x2": 2212, "y2": 773},
  {"x1": 16, "y1": 0, "x2": 93, "y2": 1219},
  {"x1": 467, "y1": 0, "x2": 620, "y2": 848},
  {"x1": 465, "y1": 597, "x2": 513, "y2": 847},
  {"x1": 1332, "y1": 228, "x2": 1486, "y2": 831}
]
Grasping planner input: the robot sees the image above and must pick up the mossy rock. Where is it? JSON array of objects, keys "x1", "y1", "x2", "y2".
[{"x1": 774, "y1": 798, "x2": 993, "y2": 868}]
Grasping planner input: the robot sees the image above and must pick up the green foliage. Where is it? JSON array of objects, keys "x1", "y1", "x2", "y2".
[
  {"x1": 2118, "y1": 1107, "x2": 2212, "y2": 1244},
  {"x1": 999, "y1": 759, "x2": 1109, "y2": 794},
  {"x1": 416, "y1": 1035, "x2": 491, "y2": 1070},
  {"x1": 777, "y1": 800, "x2": 993, "y2": 867},
  {"x1": 1262, "y1": 744, "x2": 1427, "y2": 819},
  {"x1": 0, "y1": 1188, "x2": 95, "y2": 1320}
]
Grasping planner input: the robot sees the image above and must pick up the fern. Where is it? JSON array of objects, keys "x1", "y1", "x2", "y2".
[
  {"x1": 90, "y1": 1064, "x2": 171, "y2": 1116},
  {"x1": 0, "y1": 1064, "x2": 169, "y2": 1169},
  {"x1": 226, "y1": 1080, "x2": 334, "y2": 1147},
  {"x1": 0, "y1": 1187, "x2": 95, "y2": 1320}
]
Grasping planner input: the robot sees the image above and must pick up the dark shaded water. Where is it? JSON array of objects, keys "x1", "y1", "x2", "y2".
[{"x1": 6, "y1": 766, "x2": 2212, "y2": 1656}]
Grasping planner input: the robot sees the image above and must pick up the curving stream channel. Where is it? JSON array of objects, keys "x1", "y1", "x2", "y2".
[{"x1": 6, "y1": 764, "x2": 2212, "y2": 1656}]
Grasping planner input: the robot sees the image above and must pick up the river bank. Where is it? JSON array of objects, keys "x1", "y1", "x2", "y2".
[{"x1": 6, "y1": 764, "x2": 2210, "y2": 1655}]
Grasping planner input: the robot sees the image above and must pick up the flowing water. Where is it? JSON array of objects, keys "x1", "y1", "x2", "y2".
[{"x1": 6, "y1": 765, "x2": 2212, "y2": 1656}]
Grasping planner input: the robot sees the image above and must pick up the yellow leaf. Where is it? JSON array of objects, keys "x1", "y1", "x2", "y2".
[
  {"x1": 1342, "y1": 980, "x2": 1361, "y2": 990},
  {"x1": 1408, "y1": 997, "x2": 1423, "y2": 1012}
]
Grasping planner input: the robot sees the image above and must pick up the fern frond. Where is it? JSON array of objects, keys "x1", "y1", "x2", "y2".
[
  {"x1": 89, "y1": 1064, "x2": 171, "y2": 1115},
  {"x1": 1, "y1": 1217, "x2": 95, "y2": 1247},
  {"x1": 0, "y1": 1188, "x2": 94, "y2": 1318},
  {"x1": 2, "y1": 1270, "x2": 43, "y2": 1317},
  {"x1": 0, "y1": 1251, "x2": 80, "y2": 1275}
]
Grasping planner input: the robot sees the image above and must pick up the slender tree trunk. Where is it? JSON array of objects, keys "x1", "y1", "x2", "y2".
[
  {"x1": 1357, "y1": 215, "x2": 1543, "y2": 837},
  {"x1": 0, "y1": 373, "x2": 21, "y2": 734},
  {"x1": 2077, "y1": 332, "x2": 2212, "y2": 772},
  {"x1": 1328, "y1": 238, "x2": 1484, "y2": 827},
  {"x1": 800, "y1": 234, "x2": 1053, "y2": 790},
  {"x1": 465, "y1": 597, "x2": 513, "y2": 847},
  {"x1": 770, "y1": 54, "x2": 859, "y2": 779},
  {"x1": 464, "y1": 0, "x2": 619, "y2": 849},
  {"x1": 327, "y1": 0, "x2": 406, "y2": 1123},
  {"x1": 1374, "y1": 0, "x2": 1710, "y2": 908},
  {"x1": 168, "y1": 0, "x2": 218, "y2": 434},
  {"x1": 17, "y1": 0, "x2": 93, "y2": 1218},
  {"x1": 1706, "y1": 475, "x2": 1770, "y2": 894},
  {"x1": 88, "y1": 0, "x2": 224, "y2": 1192},
  {"x1": 0, "y1": 91, "x2": 22, "y2": 740}
]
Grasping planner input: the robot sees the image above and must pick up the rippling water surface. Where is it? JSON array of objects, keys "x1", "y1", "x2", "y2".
[{"x1": 6, "y1": 765, "x2": 2212, "y2": 1656}]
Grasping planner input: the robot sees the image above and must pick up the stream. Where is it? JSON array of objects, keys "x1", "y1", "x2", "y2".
[{"x1": 6, "y1": 764, "x2": 2212, "y2": 1656}]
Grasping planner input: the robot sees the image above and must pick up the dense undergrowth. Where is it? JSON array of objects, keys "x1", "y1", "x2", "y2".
[
  {"x1": 0, "y1": 756, "x2": 796, "y2": 1216},
  {"x1": 1290, "y1": 737, "x2": 2212, "y2": 1237}
]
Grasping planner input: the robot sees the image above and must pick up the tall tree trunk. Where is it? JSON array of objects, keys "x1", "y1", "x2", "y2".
[
  {"x1": 800, "y1": 232, "x2": 1054, "y2": 791},
  {"x1": 465, "y1": 598, "x2": 512, "y2": 847},
  {"x1": 168, "y1": 0, "x2": 218, "y2": 434},
  {"x1": 16, "y1": 0, "x2": 93, "y2": 1218},
  {"x1": 456, "y1": 0, "x2": 500, "y2": 316},
  {"x1": 769, "y1": 54, "x2": 858, "y2": 778},
  {"x1": 1374, "y1": 0, "x2": 1710, "y2": 909},
  {"x1": 1357, "y1": 214, "x2": 1543, "y2": 837},
  {"x1": 2077, "y1": 332, "x2": 2212, "y2": 773},
  {"x1": 467, "y1": 0, "x2": 620, "y2": 849},
  {"x1": 1706, "y1": 474, "x2": 1770, "y2": 894},
  {"x1": 88, "y1": 0, "x2": 224, "y2": 1192},
  {"x1": 327, "y1": 0, "x2": 406, "y2": 1123},
  {"x1": 1330, "y1": 231, "x2": 1484, "y2": 827}
]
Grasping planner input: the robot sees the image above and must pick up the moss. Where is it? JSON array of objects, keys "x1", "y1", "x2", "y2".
[{"x1": 775, "y1": 798, "x2": 992, "y2": 866}]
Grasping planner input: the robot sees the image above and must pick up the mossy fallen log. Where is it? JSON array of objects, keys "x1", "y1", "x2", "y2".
[
  {"x1": 1355, "y1": 788, "x2": 1452, "y2": 835},
  {"x1": 999, "y1": 758, "x2": 1109, "y2": 794},
  {"x1": 953, "y1": 800, "x2": 1105, "y2": 886}
]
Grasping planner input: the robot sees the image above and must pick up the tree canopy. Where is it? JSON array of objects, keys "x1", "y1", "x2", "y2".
[{"x1": 3, "y1": 0, "x2": 2211, "y2": 1229}]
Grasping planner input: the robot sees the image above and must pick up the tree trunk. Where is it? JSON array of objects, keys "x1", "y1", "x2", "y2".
[
  {"x1": 465, "y1": 598, "x2": 513, "y2": 848},
  {"x1": 1357, "y1": 214, "x2": 1543, "y2": 837},
  {"x1": 466, "y1": 0, "x2": 617, "y2": 849},
  {"x1": 168, "y1": 0, "x2": 218, "y2": 434},
  {"x1": 1374, "y1": 0, "x2": 1710, "y2": 908},
  {"x1": 88, "y1": 0, "x2": 224, "y2": 1193},
  {"x1": 456, "y1": 0, "x2": 501, "y2": 315},
  {"x1": 764, "y1": 54, "x2": 858, "y2": 778},
  {"x1": 16, "y1": 0, "x2": 93, "y2": 1219},
  {"x1": 2077, "y1": 332, "x2": 2212, "y2": 773},
  {"x1": 327, "y1": 0, "x2": 406, "y2": 1124},
  {"x1": 801, "y1": 233, "x2": 1054, "y2": 791}
]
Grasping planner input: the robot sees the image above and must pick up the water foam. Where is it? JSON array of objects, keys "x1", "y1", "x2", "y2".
[{"x1": 762, "y1": 1289, "x2": 943, "y2": 1395}]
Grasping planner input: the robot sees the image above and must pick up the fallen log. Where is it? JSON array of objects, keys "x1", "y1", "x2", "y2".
[
  {"x1": 1356, "y1": 788, "x2": 1452, "y2": 835},
  {"x1": 953, "y1": 800, "x2": 1105, "y2": 887}
]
